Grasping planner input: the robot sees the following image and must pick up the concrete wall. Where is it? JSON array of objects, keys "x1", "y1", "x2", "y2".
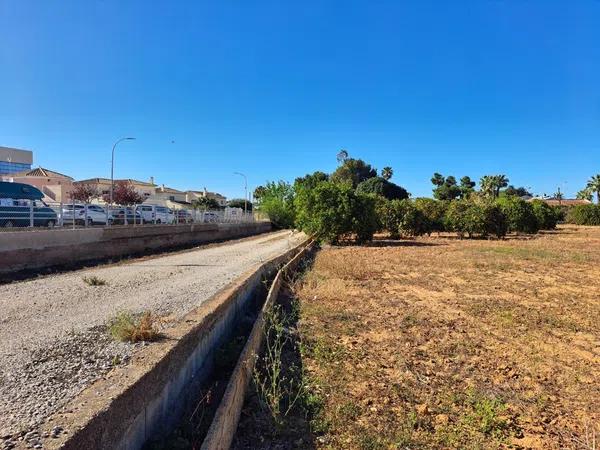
[
  {"x1": 41, "y1": 238, "x2": 308, "y2": 450},
  {"x1": 0, "y1": 222, "x2": 271, "y2": 276}
]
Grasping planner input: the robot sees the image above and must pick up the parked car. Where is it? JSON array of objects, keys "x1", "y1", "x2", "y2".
[
  {"x1": 174, "y1": 209, "x2": 194, "y2": 223},
  {"x1": 109, "y1": 208, "x2": 143, "y2": 225},
  {"x1": 203, "y1": 211, "x2": 220, "y2": 223},
  {"x1": 0, "y1": 182, "x2": 58, "y2": 228},
  {"x1": 137, "y1": 205, "x2": 174, "y2": 224},
  {"x1": 62, "y1": 204, "x2": 109, "y2": 226}
]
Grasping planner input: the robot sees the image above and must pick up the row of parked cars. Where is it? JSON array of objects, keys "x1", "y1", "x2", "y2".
[
  {"x1": 61, "y1": 204, "x2": 206, "y2": 225},
  {"x1": 0, "y1": 181, "x2": 221, "y2": 228}
]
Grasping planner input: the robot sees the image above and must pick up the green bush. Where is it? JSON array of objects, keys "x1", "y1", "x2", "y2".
[
  {"x1": 445, "y1": 199, "x2": 507, "y2": 238},
  {"x1": 566, "y1": 204, "x2": 600, "y2": 225},
  {"x1": 495, "y1": 196, "x2": 539, "y2": 234},
  {"x1": 295, "y1": 181, "x2": 378, "y2": 244},
  {"x1": 356, "y1": 177, "x2": 409, "y2": 201},
  {"x1": 414, "y1": 198, "x2": 447, "y2": 234},
  {"x1": 256, "y1": 181, "x2": 295, "y2": 229},
  {"x1": 530, "y1": 199, "x2": 560, "y2": 230},
  {"x1": 378, "y1": 199, "x2": 428, "y2": 238}
]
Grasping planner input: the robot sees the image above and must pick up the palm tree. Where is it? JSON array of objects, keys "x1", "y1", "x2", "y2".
[
  {"x1": 586, "y1": 174, "x2": 600, "y2": 204},
  {"x1": 493, "y1": 175, "x2": 509, "y2": 198},
  {"x1": 479, "y1": 175, "x2": 495, "y2": 198},
  {"x1": 576, "y1": 188, "x2": 593, "y2": 202},
  {"x1": 381, "y1": 166, "x2": 393, "y2": 180},
  {"x1": 554, "y1": 188, "x2": 564, "y2": 206},
  {"x1": 336, "y1": 149, "x2": 349, "y2": 164}
]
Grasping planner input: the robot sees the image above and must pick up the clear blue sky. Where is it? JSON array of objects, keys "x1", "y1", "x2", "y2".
[{"x1": 1, "y1": 1, "x2": 599, "y2": 199}]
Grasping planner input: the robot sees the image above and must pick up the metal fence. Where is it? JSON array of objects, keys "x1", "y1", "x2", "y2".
[{"x1": 0, "y1": 201, "x2": 259, "y2": 230}]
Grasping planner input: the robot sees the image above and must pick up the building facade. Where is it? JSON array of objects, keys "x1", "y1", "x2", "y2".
[
  {"x1": 8, "y1": 167, "x2": 74, "y2": 203},
  {"x1": 74, "y1": 178, "x2": 157, "y2": 203},
  {"x1": 0, "y1": 147, "x2": 33, "y2": 175}
]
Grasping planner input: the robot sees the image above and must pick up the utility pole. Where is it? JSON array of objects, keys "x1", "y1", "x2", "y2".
[{"x1": 234, "y1": 172, "x2": 248, "y2": 214}]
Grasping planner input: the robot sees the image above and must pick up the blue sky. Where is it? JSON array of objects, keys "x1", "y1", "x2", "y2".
[{"x1": 1, "y1": 1, "x2": 599, "y2": 199}]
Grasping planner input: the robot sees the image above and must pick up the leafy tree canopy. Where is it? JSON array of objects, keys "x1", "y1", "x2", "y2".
[
  {"x1": 356, "y1": 176, "x2": 409, "y2": 201},
  {"x1": 331, "y1": 158, "x2": 377, "y2": 188}
]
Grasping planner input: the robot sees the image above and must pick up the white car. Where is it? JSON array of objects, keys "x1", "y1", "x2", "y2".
[
  {"x1": 62, "y1": 204, "x2": 110, "y2": 226},
  {"x1": 137, "y1": 205, "x2": 174, "y2": 224}
]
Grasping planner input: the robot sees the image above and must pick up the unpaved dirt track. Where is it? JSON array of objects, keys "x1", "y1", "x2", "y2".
[{"x1": 0, "y1": 230, "x2": 304, "y2": 442}]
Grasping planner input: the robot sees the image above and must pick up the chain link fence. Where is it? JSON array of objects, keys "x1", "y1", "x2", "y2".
[{"x1": 0, "y1": 200, "x2": 259, "y2": 231}]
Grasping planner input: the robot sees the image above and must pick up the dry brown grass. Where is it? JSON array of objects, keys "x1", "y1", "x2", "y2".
[
  {"x1": 108, "y1": 311, "x2": 162, "y2": 343},
  {"x1": 296, "y1": 225, "x2": 600, "y2": 449}
]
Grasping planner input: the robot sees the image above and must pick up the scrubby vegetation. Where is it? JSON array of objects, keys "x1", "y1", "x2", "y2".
[
  {"x1": 254, "y1": 152, "x2": 594, "y2": 243},
  {"x1": 567, "y1": 204, "x2": 600, "y2": 225},
  {"x1": 108, "y1": 311, "x2": 161, "y2": 343}
]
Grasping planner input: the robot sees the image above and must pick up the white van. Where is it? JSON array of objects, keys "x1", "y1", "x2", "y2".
[{"x1": 137, "y1": 205, "x2": 174, "y2": 224}]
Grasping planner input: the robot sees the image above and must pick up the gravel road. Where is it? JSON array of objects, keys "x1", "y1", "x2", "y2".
[{"x1": 0, "y1": 230, "x2": 304, "y2": 448}]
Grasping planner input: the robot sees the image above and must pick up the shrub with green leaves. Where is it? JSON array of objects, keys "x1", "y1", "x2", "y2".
[
  {"x1": 445, "y1": 199, "x2": 507, "y2": 238},
  {"x1": 566, "y1": 204, "x2": 600, "y2": 225},
  {"x1": 356, "y1": 176, "x2": 409, "y2": 201},
  {"x1": 256, "y1": 181, "x2": 295, "y2": 229},
  {"x1": 495, "y1": 196, "x2": 539, "y2": 234},
  {"x1": 530, "y1": 199, "x2": 560, "y2": 230},
  {"x1": 378, "y1": 199, "x2": 429, "y2": 238},
  {"x1": 294, "y1": 181, "x2": 378, "y2": 244},
  {"x1": 414, "y1": 198, "x2": 447, "y2": 234}
]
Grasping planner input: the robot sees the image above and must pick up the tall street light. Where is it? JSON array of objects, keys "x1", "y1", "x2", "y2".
[
  {"x1": 233, "y1": 171, "x2": 248, "y2": 214},
  {"x1": 110, "y1": 137, "x2": 136, "y2": 206}
]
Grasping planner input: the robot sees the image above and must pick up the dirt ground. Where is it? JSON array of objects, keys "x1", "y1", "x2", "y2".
[{"x1": 293, "y1": 225, "x2": 599, "y2": 449}]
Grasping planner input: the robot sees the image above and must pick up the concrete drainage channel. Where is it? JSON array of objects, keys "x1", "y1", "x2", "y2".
[{"x1": 39, "y1": 237, "x2": 314, "y2": 450}]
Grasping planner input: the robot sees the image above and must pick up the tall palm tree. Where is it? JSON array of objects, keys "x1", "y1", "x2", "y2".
[
  {"x1": 576, "y1": 188, "x2": 593, "y2": 202},
  {"x1": 336, "y1": 149, "x2": 349, "y2": 164},
  {"x1": 587, "y1": 174, "x2": 600, "y2": 204},
  {"x1": 381, "y1": 166, "x2": 393, "y2": 180},
  {"x1": 479, "y1": 175, "x2": 495, "y2": 198},
  {"x1": 493, "y1": 175, "x2": 509, "y2": 198}
]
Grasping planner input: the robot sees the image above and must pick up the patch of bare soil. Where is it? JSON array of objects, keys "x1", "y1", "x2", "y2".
[{"x1": 293, "y1": 225, "x2": 599, "y2": 449}]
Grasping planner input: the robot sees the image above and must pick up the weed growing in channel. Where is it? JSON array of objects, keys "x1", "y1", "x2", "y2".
[
  {"x1": 82, "y1": 275, "x2": 107, "y2": 286},
  {"x1": 108, "y1": 311, "x2": 161, "y2": 343},
  {"x1": 253, "y1": 304, "x2": 304, "y2": 427}
]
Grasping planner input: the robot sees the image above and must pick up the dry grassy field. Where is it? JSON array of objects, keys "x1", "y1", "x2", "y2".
[{"x1": 296, "y1": 225, "x2": 599, "y2": 449}]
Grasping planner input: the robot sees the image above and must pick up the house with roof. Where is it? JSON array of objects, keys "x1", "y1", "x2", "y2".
[
  {"x1": 531, "y1": 197, "x2": 592, "y2": 207},
  {"x1": 3, "y1": 167, "x2": 74, "y2": 203},
  {"x1": 74, "y1": 177, "x2": 157, "y2": 203},
  {"x1": 186, "y1": 188, "x2": 227, "y2": 207},
  {"x1": 144, "y1": 184, "x2": 193, "y2": 210}
]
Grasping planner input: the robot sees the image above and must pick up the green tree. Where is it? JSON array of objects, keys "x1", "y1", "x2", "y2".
[
  {"x1": 336, "y1": 149, "x2": 349, "y2": 164},
  {"x1": 414, "y1": 198, "x2": 448, "y2": 234},
  {"x1": 586, "y1": 174, "x2": 600, "y2": 204},
  {"x1": 294, "y1": 171, "x2": 329, "y2": 191},
  {"x1": 445, "y1": 199, "x2": 507, "y2": 239},
  {"x1": 431, "y1": 173, "x2": 461, "y2": 201},
  {"x1": 378, "y1": 199, "x2": 428, "y2": 238},
  {"x1": 496, "y1": 196, "x2": 538, "y2": 234},
  {"x1": 356, "y1": 177, "x2": 409, "y2": 200},
  {"x1": 192, "y1": 197, "x2": 220, "y2": 210},
  {"x1": 295, "y1": 181, "x2": 377, "y2": 244},
  {"x1": 331, "y1": 158, "x2": 377, "y2": 188},
  {"x1": 228, "y1": 198, "x2": 252, "y2": 211},
  {"x1": 566, "y1": 204, "x2": 600, "y2": 225},
  {"x1": 504, "y1": 185, "x2": 532, "y2": 197},
  {"x1": 257, "y1": 181, "x2": 295, "y2": 229},
  {"x1": 576, "y1": 188, "x2": 593, "y2": 202},
  {"x1": 530, "y1": 199, "x2": 560, "y2": 230},
  {"x1": 381, "y1": 166, "x2": 393, "y2": 180},
  {"x1": 459, "y1": 176, "x2": 476, "y2": 199},
  {"x1": 480, "y1": 175, "x2": 510, "y2": 198},
  {"x1": 253, "y1": 185, "x2": 267, "y2": 202}
]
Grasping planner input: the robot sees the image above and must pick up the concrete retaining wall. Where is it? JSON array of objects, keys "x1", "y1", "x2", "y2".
[
  {"x1": 41, "y1": 237, "x2": 309, "y2": 450},
  {"x1": 0, "y1": 222, "x2": 272, "y2": 276}
]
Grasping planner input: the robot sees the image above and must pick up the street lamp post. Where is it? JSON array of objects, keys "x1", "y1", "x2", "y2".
[
  {"x1": 233, "y1": 171, "x2": 248, "y2": 215},
  {"x1": 110, "y1": 137, "x2": 136, "y2": 206}
]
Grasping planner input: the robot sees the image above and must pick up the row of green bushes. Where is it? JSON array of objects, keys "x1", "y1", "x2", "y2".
[
  {"x1": 378, "y1": 196, "x2": 561, "y2": 240},
  {"x1": 288, "y1": 180, "x2": 562, "y2": 243},
  {"x1": 566, "y1": 204, "x2": 600, "y2": 226}
]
